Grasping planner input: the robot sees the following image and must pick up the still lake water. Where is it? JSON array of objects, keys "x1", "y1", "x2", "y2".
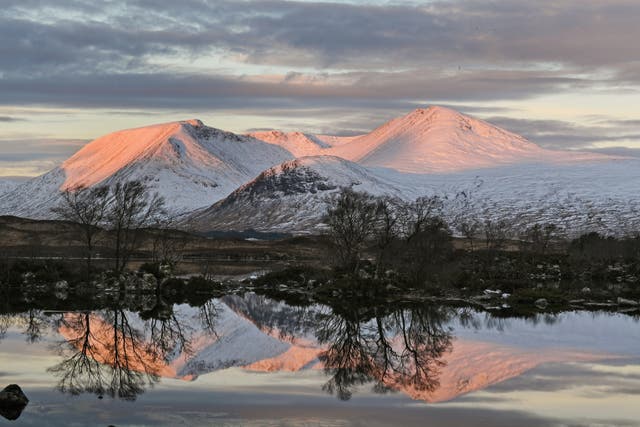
[{"x1": 1, "y1": 291, "x2": 640, "y2": 427}]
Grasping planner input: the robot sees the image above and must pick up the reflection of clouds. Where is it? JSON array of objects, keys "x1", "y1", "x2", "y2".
[
  {"x1": 453, "y1": 311, "x2": 640, "y2": 355},
  {"x1": 466, "y1": 360, "x2": 640, "y2": 395},
  {"x1": 449, "y1": 359, "x2": 640, "y2": 427}
]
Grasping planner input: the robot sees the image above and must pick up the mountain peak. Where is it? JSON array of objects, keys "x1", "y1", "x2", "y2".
[
  {"x1": 399, "y1": 105, "x2": 476, "y2": 128},
  {"x1": 181, "y1": 119, "x2": 204, "y2": 127},
  {"x1": 407, "y1": 105, "x2": 457, "y2": 116},
  {"x1": 328, "y1": 105, "x2": 550, "y2": 172},
  {"x1": 57, "y1": 118, "x2": 294, "y2": 195}
]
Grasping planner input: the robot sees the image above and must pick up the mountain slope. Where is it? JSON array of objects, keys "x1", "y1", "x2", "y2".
[
  {"x1": 190, "y1": 157, "x2": 640, "y2": 235},
  {"x1": 0, "y1": 120, "x2": 294, "y2": 219},
  {"x1": 327, "y1": 106, "x2": 608, "y2": 173},
  {"x1": 247, "y1": 131, "x2": 357, "y2": 157},
  {"x1": 0, "y1": 177, "x2": 25, "y2": 196},
  {"x1": 188, "y1": 155, "x2": 403, "y2": 232}
]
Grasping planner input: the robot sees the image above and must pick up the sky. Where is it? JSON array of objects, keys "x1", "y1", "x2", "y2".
[{"x1": 1, "y1": 0, "x2": 640, "y2": 176}]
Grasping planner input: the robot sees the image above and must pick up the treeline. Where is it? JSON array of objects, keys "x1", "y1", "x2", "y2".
[
  {"x1": 324, "y1": 188, "x2": 451, "y2": 284},
  {"x1": 324, "y1": 187, "x2": 640, "y2": 287}
]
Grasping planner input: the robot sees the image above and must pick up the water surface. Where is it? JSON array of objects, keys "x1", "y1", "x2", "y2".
[{"x1": 1, "y1": 291, "x2": 639, "y2": 426}]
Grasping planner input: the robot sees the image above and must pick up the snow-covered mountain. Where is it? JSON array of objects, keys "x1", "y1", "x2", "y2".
[
  {"x1": 254, "y1": 106, "x2": 610, "y2": 173},
  {"x1": 188, "y1": 155, "x2": 403, "y2": 232},
  {"x1": 0, "y1": 106, "x2": 635, "y2": 232},
  {"x1": 0, "y1": 119, "x2": 294, "y2": 218},
  {"x1": 188, "y1": 106, "x2": 638, "y2": 233},
  {"x1": 189, "y1": 158, "x2": 640, "y2": 234}
]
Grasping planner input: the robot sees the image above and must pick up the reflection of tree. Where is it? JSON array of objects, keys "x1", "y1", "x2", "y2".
[
  {"x1": 48, "y1": 313, "x2": 108, "y2": 397},
  {"x1": 48, "y1": 298, "x2": 220, "y2": 401},
  {"x1": 318, "y1": 312, "x2": 376, "y2": 400},
  {"x1": 139, "y1": 287, "x2": 223, "y2": 360},
  {"x1": 19, "y1": 309, "x2": 47, "y2": 343},
  {"x1": 145, "y1": 311, "x2": 194, "y2": 363},
  {"x1": 1, "y1": 309, "x2": 57, "y2": 343},
  {"x1": 317, "y1": 304, "x2": 453, "y2": 400},
  {"x1": 0, "y1": 315, "x2": 13, "y2": 342},
  {"x1": 386, "y1": 306, "x2": 453, "y2": 393},
  {"x1": 49, "y1": 309, "x2": 162, "y2": 400},
  {"x1": 104, "y1": 309, "x2": 162, "y2": 400},
  {"x1": 140, "y1": 291, "x2": 194, "y2": 362},
  {"x1": 198, "y1": 300, "x2": 220, "y2": 338}
]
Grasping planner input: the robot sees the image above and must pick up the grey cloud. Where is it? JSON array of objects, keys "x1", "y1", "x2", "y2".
[
  {"x1": 4, "y1": 0, "x2": 640, "y2": 74},
  {"x1": 0, "y1": 69, "x2": 597, "y2": 111},
  {"x1": 600, "y1": 119, "x2": 640, "y2": 128},
  {"x1": 0, "y1": 116, "x2": 26, "y2": 122},
  {"x1": 587, "y1": 146, "x2": 640, "y2": 158},
  {"x1": 486, "y1": 116, "x2": 640, "y2": 149},
  {"x1": 1, "y1": 0, "x2": 638, "y2": 116},
  {"x1": 240, "y1": 104, "x2": 517, "y2": 136},
  {"x1": 120, "y1": 1, "x2": 640, "y2": 69},
  {"x1": 0, "y1": 138, "x2": 87, "y2": 175},
  {"x1": 0, "y1": 138, "x2": 87, "y2": 161},
  {"x1": 1, "y1": 0, "x2": 639, "y2": 164}
]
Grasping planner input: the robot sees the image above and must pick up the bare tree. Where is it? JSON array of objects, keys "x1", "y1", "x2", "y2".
[
  {"x1": 105, "y1": 181, "x2": 166, "y2": 273},
  {"x1": 450, "y1": 178, "x2": 483, "y2": 250},
  {"x1": 372, "y1": 197, "x2": 402, "y2": 277},
  {"x1": 399, "y1": 196, "x2": 445, "y2": 242},
  {"x1": 150, "y1": 216, "x2": 188, "y2": 267},
  {"x1": 390, "y1": 196, "x2": 453, "y2": 285},
  {"x1": 521, "y1": 223, "x2": 558, "y2": 254},
  {"x1": 52, "y1": 185, "x2": 109, "y2": 277},
  {"x1": 325, "y1": 188, "x2": 378, "y2": 273},
  {"x1": 482, "y1": 218, "x2": 512, "y2": 250}
]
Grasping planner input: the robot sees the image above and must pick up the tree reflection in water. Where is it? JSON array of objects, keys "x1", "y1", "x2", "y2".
[
  {"x1": 1, "y1": 282, "x2": 574, "y2": 404},
  {"x1": 49, "y1": 309, "x2": 164, "y2": 400},
  {"x1": 317, "y1": 302, "x2": 454, "y2": 400},
  {"x1": 46, "y1": 282, "x2": 223, "y2": 401}
]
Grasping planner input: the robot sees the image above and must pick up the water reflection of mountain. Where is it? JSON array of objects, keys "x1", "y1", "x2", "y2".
[{"x1": 0, "y1": 292, "x2": 622, "y2": 403}]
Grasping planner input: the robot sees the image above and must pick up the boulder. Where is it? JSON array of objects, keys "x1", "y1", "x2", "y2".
[
  {"x1": 142, "y1": 273, "x2": 158, "y2": 287},
  {"x1": 534, "y1": 298, "x2": 549, "y2": 308},
  {"x1": 0, "y1": 384, "x2": 28, "y2": 420},
  {"x1": 54, "y1": 280, "x2": 69, "y2": 291},
  {"x1": 617, "y1": 297, "x2": 639, "y2": 306}
]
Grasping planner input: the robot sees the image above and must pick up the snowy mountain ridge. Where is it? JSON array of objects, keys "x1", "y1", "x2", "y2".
[
  {"x1": 0, "y1": 119, "x2": 294, "y2": 218},
  {"x1": 0, "y1": 106, "x2": 634, "y2": 230},
  {"x1": 254, "y1": 106, "x2": 612, "y2": 173}
]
